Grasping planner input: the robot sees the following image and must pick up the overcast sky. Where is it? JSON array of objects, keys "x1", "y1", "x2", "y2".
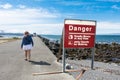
[{"x1": 0, "y1": 0, "x2": 120, "y2": 35}]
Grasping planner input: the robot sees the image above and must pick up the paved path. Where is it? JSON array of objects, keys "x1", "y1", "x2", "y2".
[{"x1": 0, "y1": 37, "x2": 75, "y2": 80}]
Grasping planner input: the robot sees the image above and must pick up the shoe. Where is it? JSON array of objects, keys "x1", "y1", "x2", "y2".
[
  {"x1": 25, "y1": 59, "x2": 27, "y2": 61},
  {"x1": 28, "y1": 59, "x2": 31, "y2": 62}
]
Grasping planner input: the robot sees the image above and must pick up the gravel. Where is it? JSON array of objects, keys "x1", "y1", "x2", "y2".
[{"x1": 60, "y1": 59, "x2": 120, "y2": 80}]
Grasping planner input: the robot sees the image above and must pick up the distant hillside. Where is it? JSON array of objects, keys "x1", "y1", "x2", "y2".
[{"x1": 0, "y1": 33, "x2": 23, "y2": 36}]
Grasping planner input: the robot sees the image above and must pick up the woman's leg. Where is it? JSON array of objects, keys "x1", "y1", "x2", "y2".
[
  {"x1": 25, "y1": 50, "x2": 27, "y2": 60},
  {"x1": 27, "y1": 50, "x2": 31, "y2": 61}
]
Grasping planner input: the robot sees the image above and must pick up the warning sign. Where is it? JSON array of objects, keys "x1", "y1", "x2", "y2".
[{"x1": 64, "y1": 19, "x2": 96, "y2": 48}]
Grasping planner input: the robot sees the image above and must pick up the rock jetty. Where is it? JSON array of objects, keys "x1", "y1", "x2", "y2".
[{"x1": 38, "y1": 35, "x2": 120, "y2": 63}]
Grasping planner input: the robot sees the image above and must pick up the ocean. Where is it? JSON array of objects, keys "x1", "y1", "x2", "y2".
[
  {"x1": 0, "y1": 33, "x2": 120, "y2": 43},
  {"x1": 41, "y1": 35, "x2": 120, "y2": 44}
]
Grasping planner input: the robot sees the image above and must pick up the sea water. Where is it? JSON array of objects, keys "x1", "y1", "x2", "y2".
[
  {"x1": 1, "y1": 33, "x2": 120, "y2": 43},
  {"x1": 41, "y1": 35, "x2": 120, "y2": 44}
]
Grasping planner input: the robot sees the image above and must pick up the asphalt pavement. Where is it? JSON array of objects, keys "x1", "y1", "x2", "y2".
[{"x1": 0, "y1": 37, "x2": 75, "y2": 80}]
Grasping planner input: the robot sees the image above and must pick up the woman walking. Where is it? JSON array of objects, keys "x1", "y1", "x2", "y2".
[{"x1": 21, "y1": 31, "x2": 34, "y2": 61}]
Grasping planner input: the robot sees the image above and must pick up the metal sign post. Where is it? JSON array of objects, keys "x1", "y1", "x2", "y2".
[
  {"x1": 62, "y1": 48, "x2": 65, "y2": 72},
  {"x1": 91, "y1": 21, "x2": 96, "y2": 69},
  {"x1": 62, "y1": 27, "x2": 65, "y2": 72},
  {"x1": 91, "y1": 48, "x2": 95, "y2": 69}
]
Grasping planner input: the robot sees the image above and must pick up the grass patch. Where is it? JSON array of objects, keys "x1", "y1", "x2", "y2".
[{"x1": 0, "y1": 37, "x2": 21, "y2": 43}]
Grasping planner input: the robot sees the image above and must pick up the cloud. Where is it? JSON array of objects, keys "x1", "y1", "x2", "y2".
[
  {"x1": 97, "y1": 21, "x2": 120, "y2": 29},
  {"x1": 18, "y1": 5, "x2": 26, "y2": 9},
  {"x1": 0, "y1": 3, "x2": 12, "y2": 9},
  {"x1": 0, "y1": 8, "x2": 60, "y2": 24},
  {"x1": 0, "y1": 23, "x2": 63, "y2": 34},
  {"x1": 111, "y1": 5, "x2": 120, "y2": 10},
  {"x1": 0, "y1": 3, "x2": 61, "y2": 34},
  {"x1": 97, "y1": 21, "x2": 120, "y2": 34},
  {"x1": 0, "y1": 1, "x2": 119, "y2": 35},
  {"x1": 29, "y1": 23, "x2": 63, "y2": 34},
  {"x1": 1, "y1": 21, "x2": 120, "y2": 35}
]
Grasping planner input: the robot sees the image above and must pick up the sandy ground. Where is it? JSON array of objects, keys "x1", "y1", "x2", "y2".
[
  {"x1": 0, "y1": 40, "x2": 10, "y2": 43},
  {"x1": 0, "y1": 38, "x2": 21, "y2": 43}
]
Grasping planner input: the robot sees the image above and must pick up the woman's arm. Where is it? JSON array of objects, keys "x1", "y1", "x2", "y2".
[
  {"x1": 29, "y1": 36, "x2": 34, "y2": 46},
  {"x1": 21, "y1": 38, "x2": 24, "y2": 48}
]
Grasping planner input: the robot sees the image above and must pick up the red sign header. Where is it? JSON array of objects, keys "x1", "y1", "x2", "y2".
[{"x1": 64, "y1": 19, "x2": 96, "y2": 48}]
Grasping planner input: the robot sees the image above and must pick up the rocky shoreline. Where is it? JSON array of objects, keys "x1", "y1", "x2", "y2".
[
  {"x1": 38, "y1": 35, "x2": 120, "y2": 63},
  {"x1": 38, "y1": 35, "x2": 120, "y2": 80}
]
